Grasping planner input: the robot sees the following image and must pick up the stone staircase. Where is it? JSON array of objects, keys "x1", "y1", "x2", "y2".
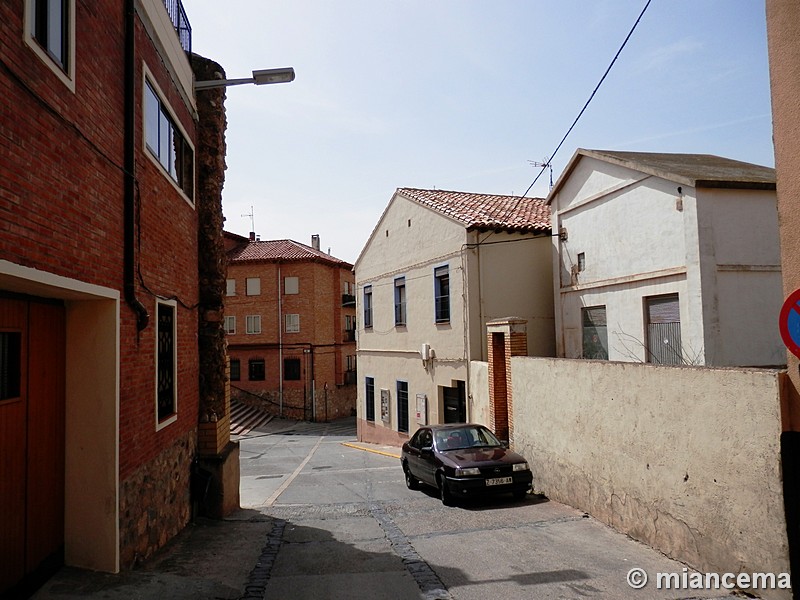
[{"x1": 230, "y1": 399, "x2": 273, "y2": 437}]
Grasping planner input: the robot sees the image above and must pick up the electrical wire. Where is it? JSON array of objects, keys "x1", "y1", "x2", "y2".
[{"x1": 522, "y1": 0, "x2": 653, "y2": 198}]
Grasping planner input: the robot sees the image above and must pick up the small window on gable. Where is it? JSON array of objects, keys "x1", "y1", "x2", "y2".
[{"x1": 285, "y1": 277, "x2": 299, "y2": 295}]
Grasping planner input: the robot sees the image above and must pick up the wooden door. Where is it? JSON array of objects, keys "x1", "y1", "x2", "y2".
[{"x1": 0, "y1": 297, "x2": 66, "y2": 596}]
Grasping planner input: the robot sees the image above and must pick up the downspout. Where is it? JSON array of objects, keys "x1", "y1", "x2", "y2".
[
  {"x1": 124, "y1": 0, "x2": 149, "y2": 332},
  {"x1": 278, "y1": 264, "x2": 283, "y2": 417}
]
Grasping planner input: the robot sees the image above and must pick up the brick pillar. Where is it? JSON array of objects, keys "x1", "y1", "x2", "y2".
[{"x1": 487, "y1": 318, "x2": 528, "y2": 447}]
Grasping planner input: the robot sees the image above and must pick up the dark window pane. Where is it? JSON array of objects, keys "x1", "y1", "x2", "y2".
[
  {"x1": 284, "y1": 358, "x2": 301, "y2": 380},
  {"x1": 230, "y1": 358, "x2": 240, "y2": 382},
  {"x1": 157, "y1": 304, "x2": 175, "y2": 421},
  {"x1": 0, "y1": 332, "x2": 21, "y2": 401},
  {"x1": 365, "y1": 377, "x2": 375, "y2": 422},
  {"x1": 249, "y1": 359, "x2": 265, "y2": 381}
]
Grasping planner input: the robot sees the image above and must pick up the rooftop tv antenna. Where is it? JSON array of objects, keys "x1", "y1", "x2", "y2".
[
  {"x1": 242, "y1": 205, "x2": 255, "y2": 232},
  {"x1": 528, "y1": 158, "x2": 554, "y2": 191}
]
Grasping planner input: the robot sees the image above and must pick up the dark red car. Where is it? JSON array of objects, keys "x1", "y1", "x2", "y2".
[{"x1": 401, "y1": 423, "x2": 533, "y2": 506}]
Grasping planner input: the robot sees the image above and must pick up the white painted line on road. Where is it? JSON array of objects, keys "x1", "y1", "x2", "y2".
[{"x1": 263, "y1": 435, "x2": 325, "y2": 507}]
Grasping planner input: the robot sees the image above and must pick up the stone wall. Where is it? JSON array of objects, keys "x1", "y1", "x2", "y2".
[{"x1": 119, "y1": 429, "x2": 196, "y2": 568}]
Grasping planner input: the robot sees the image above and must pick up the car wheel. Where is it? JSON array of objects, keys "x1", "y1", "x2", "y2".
[
  {"x1": 403, "y1": 463, "x2": 419, "y2": 490},
  {"x1": 437, "y1": 473, "x2": 455, "y2": 507}
]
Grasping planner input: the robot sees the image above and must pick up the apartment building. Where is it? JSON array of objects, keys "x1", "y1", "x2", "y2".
[{"x1": 225, "y1": 233, "x2": 357, "y2": 422}]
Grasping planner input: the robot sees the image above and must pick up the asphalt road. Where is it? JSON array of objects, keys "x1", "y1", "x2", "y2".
[
  {"x1": 32, "y1": 417, "x2": 741, "y2": 599},
  {"x1": 237, "y1": 417, "x2": 738, "y2": 600}
]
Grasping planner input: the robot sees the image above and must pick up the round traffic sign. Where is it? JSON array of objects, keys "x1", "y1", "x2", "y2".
[{"x1": 779, "y1": 289, "x2": 800, "y2": 358}]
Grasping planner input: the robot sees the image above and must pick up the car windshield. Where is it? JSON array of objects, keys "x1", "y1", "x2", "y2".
[{"x1": 434, "y1": 426, "x2": 502, "y2": 451}]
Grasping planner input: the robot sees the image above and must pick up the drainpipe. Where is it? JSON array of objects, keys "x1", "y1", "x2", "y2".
[
  {"x1": 278, "y1": 264, "x2": 283, "y2": 417},
  {"x1": 124, "y1": 0, "x2": 149, "y2": 332}
]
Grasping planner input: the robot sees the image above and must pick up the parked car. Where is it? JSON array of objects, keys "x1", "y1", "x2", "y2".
[{"x1": 401, "y1": 423, "x2": 533, "y2": 506}]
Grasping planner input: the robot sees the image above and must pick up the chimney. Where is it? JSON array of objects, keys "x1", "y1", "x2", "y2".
[
  {"x1": 311, "y1": 234, "x2": 320, "y2": 251},
  {"x1": 249, "y1": 232, "x2": 256, "y2": 242}
]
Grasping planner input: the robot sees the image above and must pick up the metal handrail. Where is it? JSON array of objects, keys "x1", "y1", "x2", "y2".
[{"x1": 162, "y1": 0, "x2": 192, "y2": 53}]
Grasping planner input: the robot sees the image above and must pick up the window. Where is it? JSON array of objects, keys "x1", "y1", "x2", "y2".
[
  {"x1": 582, "y1": 306, "x2": 609, "y2": 360},
  {"x1": 284, "y1": 358, "x2": 301, "y2": 380},
  {"x1": 144, "y1": 80, "x2": 193, "y2": 199},
  {"x1": 246, "y1": 315, "x2": 261, "y2": 334},
  {"x1": 646, "y1": 294, "x2": 682, "y2": 365},
  {"x1": 285, "y1": 277, "x2": 299, "y2": 295},
  {"x1": 0, "y1": 332, "x2": 22, "y2": 401},
  {"x1": 394, "y1": 277, "x2": 406, "y2": 326},
  {"x1": 226, "y1": 279, "x2": 236, "y2": 296},
  {"x1": 285, "y1": 314, "x2": 300, "y2": 333},
  {"x1": 27, "y1": 0, "x2": 73, "y2": 82},
  {"x1": 224, "y1": 316, "x2": 236, "y2": 335},
  {"x1": 397, "y1": 381, "x2": 409, "y2": 433},
  {"x1": 434, "y1": 265, "x2": 450, "y2": 323},
  {"x1": 246, "y1": 278, "x2": 261, "y2": 296},
  {"x1": 248, "y1": 359, "x2": 265, "y2": 381},
  {"x1": 577, "y1": 253, "x2": 586, "y2": 272},
  {"x1": 229, "y1": 358, "x2": 240, "y2": 382},
  {"x1": 365, "y1": 377, "x2": 375, "y2": 422},
  {"x1": 346, "y1": 355, "x2": 356, "y2": 371},
  {"x1": 363, "y1": 285, "x2": 373, "y2": 329},
  {"x1": 156, "y1": 301, "x2": 177, "y2": 425}
]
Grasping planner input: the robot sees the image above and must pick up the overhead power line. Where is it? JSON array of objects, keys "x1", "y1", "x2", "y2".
[{"x1": 523, "y1": 0, "x2": 653, "y2": 197}]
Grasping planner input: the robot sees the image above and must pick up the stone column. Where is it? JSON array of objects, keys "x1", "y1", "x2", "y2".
[
  {"x1": 191, "y1": 53, "x2": 239, "y2": 518},
  {"x1": 487, "y1": 318, "x2": 528, "y2": 447}
]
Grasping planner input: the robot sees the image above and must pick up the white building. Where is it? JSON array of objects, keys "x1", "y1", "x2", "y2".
[
  {"x1": 548, "y1": 149, "x2": 783, "y2": 367},
  {"x1": 354, "y1": 187, "x2": 553, "y2": 445}
]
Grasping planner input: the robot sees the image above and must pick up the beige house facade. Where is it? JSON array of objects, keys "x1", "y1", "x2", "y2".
[
  {"x1": 548, "y1": 149, "x2": 783, "y2": 367},
  {"x1": 354, "y1": 188, "x2": 554, "y2": 445}
]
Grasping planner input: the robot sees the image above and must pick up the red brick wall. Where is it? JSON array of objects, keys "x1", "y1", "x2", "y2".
[
  {"x1": 1, "y1": 0, "x2": 201, "y2": 565},
  {"x1": 226, "y1": 256, "x2": 356, "y2": 420}
]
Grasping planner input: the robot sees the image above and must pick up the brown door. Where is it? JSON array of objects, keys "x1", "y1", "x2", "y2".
[{"x1": 0, "y1": 296, "x2": 66, "y2": 595}]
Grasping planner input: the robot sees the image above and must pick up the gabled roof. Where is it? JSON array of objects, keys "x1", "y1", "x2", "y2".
[
  {"x1": 548, "y1": 149, "x2": 776, "y2": 203},
  {"x1": 227, "y1": 238, "x2": 353, "y2": 269},
  {"x1": 397, "y1": 188, "x2": 551, "y2": 233}
]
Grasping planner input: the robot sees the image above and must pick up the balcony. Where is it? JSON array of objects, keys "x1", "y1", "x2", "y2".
[
  {"x1": 162, "y1": 0, "x2": 192, "y2": 53},
  {"x1": 342, "y1": 293, "x2": 355, "y2": 307}
]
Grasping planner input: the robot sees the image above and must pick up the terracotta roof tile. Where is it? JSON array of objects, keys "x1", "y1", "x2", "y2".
[
  {"x1": 227, "y1": 238, "x2": 352, "y2": 268},
  {"x1": 397, "y1": 188, "x2": 550, "y2": 233}
]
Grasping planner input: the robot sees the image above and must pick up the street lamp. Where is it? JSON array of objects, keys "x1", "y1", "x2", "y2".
[{"x1": 194, "y1": 67, "x2": 295, "y2": 91}]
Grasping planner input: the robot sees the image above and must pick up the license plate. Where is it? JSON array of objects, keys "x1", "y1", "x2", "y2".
[{"x1": 486, "y1": 476, "x2": 513, "y2": 486}]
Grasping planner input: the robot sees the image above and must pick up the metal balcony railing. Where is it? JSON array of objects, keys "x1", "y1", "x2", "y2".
[{"x1": 162, "y1": 0, "x2": 192, "y2": 53}]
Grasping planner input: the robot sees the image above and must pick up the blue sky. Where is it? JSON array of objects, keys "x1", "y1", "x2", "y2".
[{"x1": 188, "y1": 1, "x2": 773, "y2": 264}]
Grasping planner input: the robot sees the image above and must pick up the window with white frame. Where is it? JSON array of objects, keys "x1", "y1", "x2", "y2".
[
  {"x1": 394, "y1": 277, "x2": 406, "y2": 326},
  {"x1": 156, "y1": 300, "x2": 177, "y2": 426},
  {"x1": 285, "y1": 277, "x2": 299, "y2": 295},
  {"x1": 434, "y1": 265, "x2": 450, "y2": 323},
  {"x1": 245, "y1": 277, "x2": 261, "y2": 296},
  {"x1": 144, "y1": 79, "x2": 193, "y2": 199},
  {"x1": 224, "y1": 315, "x2": 236, "y2": 335},
  {"x1": 226, "y1": 279, "x2": 236, "y2": 296},
  {"x1": 363, "y1": 285, "x2": 373, "y2": 329},
  {"x1": 25, "y1": 0, "x2": 75, "y2": 86},
  {"x1": 285, "y1": 313, "x2": 300, "y2": 333},
  {"x1": 246, "y1": 315, "x2": 261, "y2": 334}
]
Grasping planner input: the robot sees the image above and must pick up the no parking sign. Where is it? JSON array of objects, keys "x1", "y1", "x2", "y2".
[{"x1": 779, "y1": 289, "x2": 800, "y2": 358}]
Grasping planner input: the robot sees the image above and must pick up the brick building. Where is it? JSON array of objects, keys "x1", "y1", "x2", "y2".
[
  {"x1": 225, "y1": 233, "x2": 357, "y2": 422},
  {"x1": 0, "y1": 0, "x2": 232, "y2": 595}
]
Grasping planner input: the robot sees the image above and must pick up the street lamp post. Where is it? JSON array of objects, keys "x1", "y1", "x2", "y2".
[{"x1": 194, "y1": 67, "x2": 295, "y2": 90}]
